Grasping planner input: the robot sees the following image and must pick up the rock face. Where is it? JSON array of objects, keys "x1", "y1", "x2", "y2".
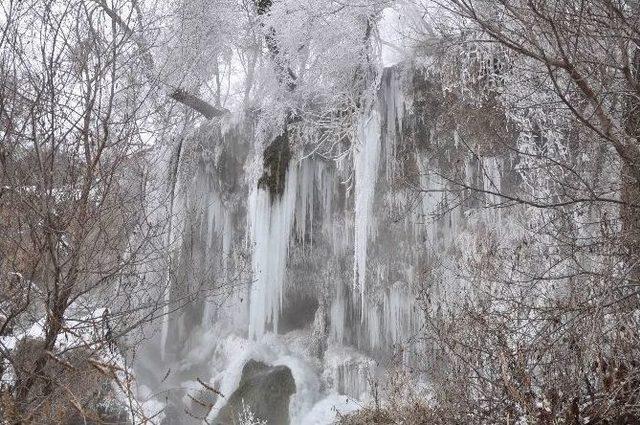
[{"x1": 214, "y1": 360, "x2": 296, "y2": 425}]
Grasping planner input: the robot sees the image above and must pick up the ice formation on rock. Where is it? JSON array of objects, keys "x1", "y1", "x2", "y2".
[
  {"x1": 248, "y1": 164, "x2": 298, "y2": 340},
  {"x1": 353, "y1": 109, "x2": 381, "y2": 303},
  {"x1": 137, "y1": 63, "x2": 519, "y2": 424}
]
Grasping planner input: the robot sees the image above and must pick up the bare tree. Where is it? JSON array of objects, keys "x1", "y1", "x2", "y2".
[{"x1": 0, "y1": 0, "x2": 190, "y2": 422}]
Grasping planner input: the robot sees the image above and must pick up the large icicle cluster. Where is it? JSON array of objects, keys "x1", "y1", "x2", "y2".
[
  {"x1": 353, "y1": 110, "x2": 382, "y2": 302},
  {"x1": 248, "y1": 164, "x2": 298, "y2": 340}
]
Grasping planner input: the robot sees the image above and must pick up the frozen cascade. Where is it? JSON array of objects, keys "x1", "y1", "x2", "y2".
[
  {"x1": 329, "y1": 287, "x2": 346, "y2": 344},
  {"x1": 202, "y1": 188, "x2": 234, "y2": 325},
  {"x1": 295, "y1": 160, "x2": 338, "y2": 247},
  {"x1": 202, "y1": 333, "x2": 326, "y2": 425},
  {"x1": 324, "y1": 346, "x2": 376, "y2": 400},
  {"x1": 248, "y1": 163, "x2": 298, "y2": 340},
  {"x1": 383, "y1": 282, "x2": 418, "y2": 345},
  {"x1": 159, "y1": 143, "x2": 187, "y2": 361},
  {"x1": 380, "y1": 67, "x2": 405, "y2": 182},
  {"x1": 296, "y1": 160, "x2": 315, "y2": 243},
  {"x1": 353, "y1": 109, "x2": 381, "y2": 302},
  {"x1": 135, "y1": 63, "x2": 524, "y2": 424}
]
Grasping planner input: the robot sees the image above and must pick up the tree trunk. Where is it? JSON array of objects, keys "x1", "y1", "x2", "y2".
[{"x1": 622, "y1": 49, "x2": 640, "y2": 290}]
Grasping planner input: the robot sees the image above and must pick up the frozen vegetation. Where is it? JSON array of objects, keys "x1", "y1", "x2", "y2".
[{"x1": 1, "y1": 0, "x2": 640, "y2": 424}]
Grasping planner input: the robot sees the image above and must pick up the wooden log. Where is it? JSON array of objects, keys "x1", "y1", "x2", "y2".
[{"x1": 169, "y1": 89, "x2": 229, "y2": 119}]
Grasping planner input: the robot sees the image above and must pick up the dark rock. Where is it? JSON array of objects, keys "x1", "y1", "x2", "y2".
[
  {"x1": 214, "y1": 360, "x2": 296, "y2": 425},
  {"x1": 257, "y1": 132, "x2": 291, "y2": 198},
  {"x1": 278, "y1": 293, "x2": 319, "y2": 334}
]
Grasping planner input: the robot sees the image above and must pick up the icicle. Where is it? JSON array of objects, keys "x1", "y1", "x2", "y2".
[
  {"x1": 248, "y1": 163, "x2": 298, "y2": 340},
  {"x1": 414, "y1": 153, "x2": 442, "y2": 248},
  {"x1": 353, "y1": 110, "x2": 381, "y2": 304},
  {"x1": 381, "y1": 68, "x2": 404, "y2": 182},
  {"x1": 317, "y1": 162, "x2": 335, "y2": 248},
  {"x1": 202, "y1": 188, "x2": 233, "y2": 326},
  {"x1": 160, "y1": 148, "x2": 186, "y2": 361},
  {"x1": 383, "y1": 282, "x2": 417, "y2": 345},
  {"x1": 365, "y1": 299, "x2": 381, "y2": 349},
  {"x1": 295, "y1": 160, "x2": 315, "y2": 244},
  {"x1": 330, "y1": 286, "x2": 346, "y2": 343},
  {"x1": 325, "y1": 346, "x2": 375, "y2": 399}
]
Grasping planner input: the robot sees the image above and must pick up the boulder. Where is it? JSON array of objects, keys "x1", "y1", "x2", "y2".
[{"x1": 214, "y1": 360, "x2": 296, "y2": 425}]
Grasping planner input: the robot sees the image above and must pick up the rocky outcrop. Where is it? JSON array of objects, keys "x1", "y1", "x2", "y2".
[{"x1": 214, "y1": 360, "x2": 296, "y2": 425}]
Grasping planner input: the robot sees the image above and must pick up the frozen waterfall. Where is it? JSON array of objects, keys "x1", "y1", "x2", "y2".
[{"x1": 136, "y1": 64, "x2": 513, "y2": 424}]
